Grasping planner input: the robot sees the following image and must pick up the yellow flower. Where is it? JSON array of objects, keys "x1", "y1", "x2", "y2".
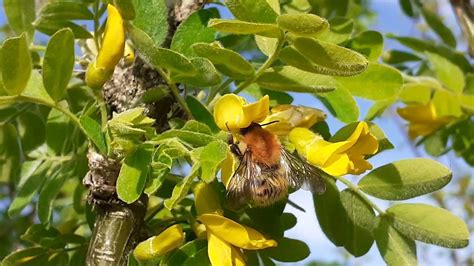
[
  {"x1": 289, "y1": 122, "x2": 378, "y2": 176},
  {"x1": 133, "y1": 224, "x2": 184, "y2": 262},
  {"x1": 193, "y1": 183, "x2": 277, "y2": 266},
  {"x1": 86, "y1": 4, "x2": 125, "y2": 89},
  {"x1": 220, "y1": 151, "x2": 236, "y2": 188},
  {"x1": 261, "y1": 104, "x2": 326, "y2": 135},
  {"x1": 397, "y1": 102, "x2": 454, "y2": 139},
  {"x1": 214, "y1": 94, "x2": 270, "y2": 131}
]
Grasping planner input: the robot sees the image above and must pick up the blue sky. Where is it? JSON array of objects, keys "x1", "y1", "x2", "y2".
[{"x1": 0, "y1": 0, "x2": 472, "y2": 265}]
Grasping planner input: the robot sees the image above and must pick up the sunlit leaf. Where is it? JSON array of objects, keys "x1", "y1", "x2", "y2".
[
  {"x1": 1, "y1": 34, "x2": 31, "y2": 95},
  {"x1": 276, "y1": 14, "x2": 328, "y2": 36},
  {"x1": 208, "y1": 19, "x2": 281, "y2": 38},
  {"x1": 116, "y1": 144, "x2": 154, "y2": 204},
  {"x1": 43, "y1": 28, "x2": 75, "y2": 102},
  {"x1": 387, "y1": 203, "x2": 469, "y2": 248},
  {"x1": 3, "y1": 0, "x2": 35, "y2": 40},
  {"x1": 359, "y1": 159, "x2": 451, "y2": 200}
]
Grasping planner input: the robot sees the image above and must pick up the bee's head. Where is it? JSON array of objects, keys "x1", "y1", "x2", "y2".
[{"x1": 240, "y1": 121, "x2": 279, "y2": 136}]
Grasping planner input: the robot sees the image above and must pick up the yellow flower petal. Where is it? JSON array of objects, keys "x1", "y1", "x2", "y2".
[
  {"x1": 194, "y1": 182, "x2": 223, "y2": 215},
  {"x1": 133, "y1": 224, "x2": 184, "y2": 261},
  {"x1": 208, "y1": 232, "x2": 234, "y2": 266},
  {"x1": 221, "y1": 151, "x2": 236, "y2": 188},
  {"x1": 291, "y1": 122, "x2": 378, "y2": 176},
  {"x1": 231, "y1": 245, "x2": 246, "y2": 266},
  {"x1": 96, "y1": 4, "x2": 125, "y2": 69},
  {"x1": 397, "y1": 102, "x2": 453, "y2": 138},
  {"x1": 198, "y1": 214, "x2": 277, "y2": 250},
  {"x1": 85, "y1": 5, "x2": 125, "y2": 89},
  {"x1": 288, "y1": 127, "x2": 321, "y2": 156},
  {"x1": 213, "y1": 94, "x2": 269, "y2": 131},
  {"x1": 263, "y1": 105, "x2": 326, "y2": 135}
]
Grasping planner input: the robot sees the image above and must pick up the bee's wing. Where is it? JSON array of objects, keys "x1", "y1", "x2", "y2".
[
  {"x1": 280, "y1": 148, "x2": 326, "y2": 194},
  {"x1": 226, "y1": 151, "x2": 261, "y2": 210}
]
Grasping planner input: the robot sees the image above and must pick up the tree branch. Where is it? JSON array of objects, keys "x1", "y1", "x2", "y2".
[{"x1": 450, "y1": 0, "x2": 474, "y2": 57}]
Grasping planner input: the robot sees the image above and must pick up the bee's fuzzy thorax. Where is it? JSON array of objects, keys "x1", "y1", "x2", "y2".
[{"x1": 242, "y1": 125, "x2": 281, "y2": 166}]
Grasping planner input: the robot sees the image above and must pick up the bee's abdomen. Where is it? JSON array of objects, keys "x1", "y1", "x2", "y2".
[{"x1": 252, "y1": 172, "x2": 289, "y2": 206}]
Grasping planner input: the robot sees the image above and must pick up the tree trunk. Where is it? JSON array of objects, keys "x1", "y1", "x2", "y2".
[{"x1": 83, "y1": 1, "x2": 205, "y2": 265}]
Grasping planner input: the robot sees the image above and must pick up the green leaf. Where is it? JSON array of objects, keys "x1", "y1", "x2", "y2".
[
  {"x1": 336, "y1": 63, "x2": 402, "y2": 100},
  {"x1": 34, "y1": 18, "x2": 93, "y2": 39},
  {"x1": 3, "y1": 0, "x2": 35, "y2": 40},
  {"x1": 399, "y1": 82, "x2": 432, "y2": 104},
  {"x1": 432, "y1": 90, "x2": 463, "y2": 117},
  {"x1": 153, "y1": 126, "x2": 217, "y2": 148},
  {"x1": 387, "y1": 34, "x2": 472, "y2": 72},
  {"x1": 331, "y1": 121, "x2": 394, "y2": 155},
  {"x1": 181, "y1": 120, "x2": 213, "y2": 135},
  {"x1": 340, "y1": 189, "x2": 375, "y2": 257},
  {"x1": 192, "y1": 43, "x2": 255, "y2": 79},
  {"x1": 257, "y1": 66, "x2": 336, "y2": 93},
  {"x1": 8, "y1": 161, "x2": 47, "y2": 216},
  {"x1": 278, "y1": 46, "x2": 318, "y2": 73},
  {"x1": 164, "y1": 164, "x2": 200, "y2": 209},
  {"x1": 43, "y1": 28, "x2": 75, "y2": 102},
  {"x1": 359, "y1": 158, "x2": 452, "y2": 200},
  {"x1": 80, "y1": 116, "x2": 107, "y2": 155},
  {"x1": 127, "y1": 24, "x2": 197, "y2": 75},
  {"x1": 171, "y1": 9, "x2": 216, "y2": 57},
  {"x1": 421, "y1": 6, "x2": 456, "y2": 48},
  {"x1": 255, "y1": 35, "x2": 278, "y2": 56},
  {"x1": 1, "y1": 34, "x2": 31, "y2": 95},
  {"x1": 382, "y1": 50, "x2": 422, "y2": 64},
  {"x1": 185, "y1": 96, "x2": 219, "y2": 133},
  {"x1": 20, "y1": 224, "x2": 60, "y2": 245},
  {"x1": 37, "y1": 173, "x2": 67, "y2": 225},
  {"x1": 114, "y1": 0, "x2": 135, "y2": 20},
  {"x1": 425, "y1": 52, "x2": 465, "y2": 93},
  {"x1": 318, "y1": 17, "x2": 354, "y2": 44},
  {"x1": 0, "y1": 124, "x2": 21, "y2": 183},
  {"x1": 293, "y1": 37, "x2": 368, "y2": 76},
  {"x1": 260, "y1": 238, "x2": 310, "y2": 262},
  {"x1": 365, "y1": 97, "x2": 396, "y2": 121},
  {"x1": 116, "y1": 145, "x2": 154, "y2": 204},
  {"x1": 276, "y1": 14, "x2": 328, "y2": 36},
  {"x1": 399, "y1": 0, "x2": 416, "y2": 17},
  {"x1": 130, "y1": 0, "x2": 168, "y2": 46},
  {"x1": 316, "y1": 87, "x2": 359, "y2": 123},
  {"x1": 423, "y1": 129, "x2": 448, "y2": 157},
  {"x1": 17, "y1": 111, "x2": 46, "y2": 152},
  {"x1": 46, "y1": 108, "x2": 70, "y2": 155},
  {"x1": 314, "y1": 178, "x2": 347, "y2": 246},
  {"x1": 1, "y1": 247, "x2": 47, "y2": 266},
  {"x1": 21, "y1": 70, "x2": 55, "y2": 104},
  {"x1": 208, "y1": 19, "x2": 281, "y2": 38},
  {"x1": 199, "y1": 141, "x2": 228, "y2": 182},
  {"x1": 375, "y1": 216, "x2": 418, "y2": 266},
  {"x1": 224, "y1": 0, "x2": 278, "y2": 23},
  {"x1": 162, "y1": 239, "x2": 209, "y2": 266},
  {"x1": 348, "y1": 31, "x2": 384, "y2": 61},
  {"x1": 171, "y1": 57, "x2": 221, "y2": 87},
  {"x1": 387, "y1": 203, "x2": 469, "y2": 248},
  {"x1": 38, "y1": 2, "x2": 93, "y2": 20}
]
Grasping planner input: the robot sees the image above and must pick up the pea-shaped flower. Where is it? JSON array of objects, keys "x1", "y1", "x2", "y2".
[
  {"x1": 85, "y1": 4, "x2": 125, "y2": 90},
  {"x1": 289, "y1": 121, "x2": 378, "y2": 176},
  {"x1": 133, "y1": 224, "x2": 185, "y2": 262},
  {"x1": 193, "y1": 182, "x2": 277, "y2": 266},
  {"x1": 397, "y1": 102, "x2": 454, "y2": 139}
]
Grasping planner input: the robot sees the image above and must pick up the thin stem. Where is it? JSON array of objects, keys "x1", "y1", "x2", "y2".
[
  {"x1": 15, "y1": 95, "x2": 88, "y2": 138},
  {"x1": 234, "y1": 37, "x2": 285, "y2": 94},
  {"x1": 207, "y1": 78, "x2": 233, "y2": 104},
  {"x1": 335, "y1": 175, "x2": 385, "y2": 215},
  {"x1": 93, "y1": 90, "x2": 108, "y2": 129},
  {"x1": 156, "y1": 67, "x2": 193, "y2": 118},
  {"x1": 144, "y1": 201, "x2": 164, "y2": 223},
  {"x1": 30, "y1": 45, "x2": 46, "y2": 52}
]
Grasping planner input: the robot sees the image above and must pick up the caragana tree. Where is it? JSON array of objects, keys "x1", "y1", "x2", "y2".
[{"x1": 0, "y1": 0, "x2": 471, "y2": 265}]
